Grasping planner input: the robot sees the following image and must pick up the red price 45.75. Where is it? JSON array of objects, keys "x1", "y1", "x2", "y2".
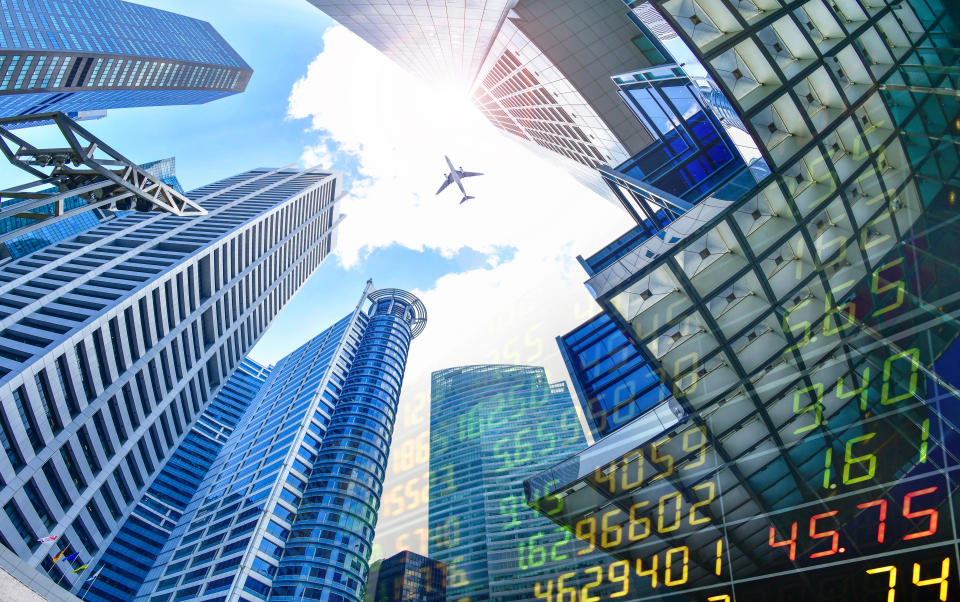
[{"x1": 768, "y1": 487, "x2": 939, "y2": 561}]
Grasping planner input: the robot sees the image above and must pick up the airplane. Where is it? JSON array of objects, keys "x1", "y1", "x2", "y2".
[{"x1": 436, "y1": 155, "x2": 483, "y2": 204}]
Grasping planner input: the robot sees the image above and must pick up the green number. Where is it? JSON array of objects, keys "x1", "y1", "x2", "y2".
[
  {"x1": 550, "y1": 527, "x2": 571, "y2": 562},
  {"x1": 501, "y1": 495, "x2": 520, "y2": 530},
  {"x1": 843, "y1": 432, "x2": 877, "y2": 485},
  {"x1": 881, "y1": 348, "x2": 920, "y2": 405},
  {"x1": 527, "y1": 532, "x2": 547, "y2": 568},
  {"x1": 793, "y1": 383, "x2": 824, "y2": 435}
]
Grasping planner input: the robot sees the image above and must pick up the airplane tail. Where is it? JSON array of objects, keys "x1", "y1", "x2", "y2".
[{"x1": 460, "y1": 196, "x2": 475, "y2": 204}]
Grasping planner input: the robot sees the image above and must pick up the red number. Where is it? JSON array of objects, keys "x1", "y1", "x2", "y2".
[
  {"x1": 768, "y1": 522, "x2": 798, "y2": 561},
  {"x1": 809, "y1": 510, "x2": 840, "y2": 558},
  {"x1": 857, "y1": 499, "x2": 887, "y2": 543},
  {"x1": 903, "y1": 487, "x2": 939, "y2": 540}
]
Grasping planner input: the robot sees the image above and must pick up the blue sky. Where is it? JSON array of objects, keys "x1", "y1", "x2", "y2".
[{"x1": 1, "y1": 0, "x2": 634, "y2": 559}]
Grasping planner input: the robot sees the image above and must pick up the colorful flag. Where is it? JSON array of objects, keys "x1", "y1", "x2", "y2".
[
  {"x1": 65, "y1": 553, "x2": 79, "y2": 562},
  {"x1": 72, "y1": 563, "x2": 88, "y2": 574},
  {"x1": 37, "y1": 535, "x2": 57, "y2": 544},
  {"x1": 51, "y1": 549, "x2": 66, "y2": 564}
]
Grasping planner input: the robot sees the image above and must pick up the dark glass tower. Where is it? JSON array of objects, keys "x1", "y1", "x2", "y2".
[
  {"x1": 366, "y1": 550, "x2": 445, "y2": 602},
  {"x1": 139, "y1": 284, "x2": 426, "y2": 602},
  {"x1": 0, "y1": 0, "x2": 251, "y2": 121}
]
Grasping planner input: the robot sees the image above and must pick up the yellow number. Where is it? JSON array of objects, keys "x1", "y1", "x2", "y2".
[
  {"x1": 575, "y1": 516, "x2": 596, "y2": 555},
  {"x1": 594, "y1": 462, "x2": 617, "y2": 494},
  {"x1": 871, "y1": 258, "x2": 905, "y2": 317},
  {"x1": 793, "y1": 383, "x2": 824, "y2": 435},
  {"x1": 636, "y1": 554, "x2": 658, "y2": 588},
  {"x1": 533, "y1": 580, "x2": 553, "y2": 602},
  {"x1": 866, "y1": 565, "x2": 896, "y2": 602},
  {"x1": 609, "y1": 560, "x2": 631, "y2": 597},
  {"x1": 664, "y1": 546, "x2": 689, "y2": 586},
  {"x1": 601, "y1": 509, "x2": 622, "y2": 548},
  {"x1": 708, "y1": 597, "x2": 731, "y2": 602},
  {"x1": 681, "y1": 427, "x2": 707, "y2": 470},
  {"x1": 415, "y1": 431, "x2": 428, "y2": 464},
  {"x1": 621, "y1": 449, "x2": 643, "y2": 489},
  {"x1": 628, "y1": 500, "x2": 651, "y2": 541},
  {"x1": 658, "y1": 491, "x2": 683, "y2": 533},
  {"x1": 689, "y1": 481, "x2": 715, "y2": 525},
  {"x1": 448, "y1": 555, "x2": 470, "y2": 587},
  {"x1": 404, "y1": 477, "x2": 420, "y2": 510},
  {"x1": 913, "y1": 557, "x2": 949, "y2": 601},
  {"x1": 556, "y1": 572, "x2": 577, "y2": 602},
  {"x1": 650, "y1": 438, "x2": 674, "y2": 482},
  {"x1": 673, "y1": 352, "x2": 700, "y2": 394},
  {"x1": 581, "y1": 566, "x2": 602, "y2": 602}
]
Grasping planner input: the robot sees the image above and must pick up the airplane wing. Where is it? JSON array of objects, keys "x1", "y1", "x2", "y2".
[
  {"x1": 436, "y1": 175, "x2": 453, "y2": 195},
  {"x1": 457, "y1": 171, "x2": 483, "y2": 179}
]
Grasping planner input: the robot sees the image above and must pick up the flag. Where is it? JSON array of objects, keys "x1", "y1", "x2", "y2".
[
  {"x1": 37, "y1": 535, "x2": 57, "y2": 544},
  {"x1": 51, "y1": 549, "x2": 66, "y2": 564},
  {"x1": 84, "y1": 566, "x2": 102, "y2": 582},
  {"x1": 72, "y1": 564, "x2": 88, "y2": 574},
  {"x1": 65, "y1": 553, "x2": 79, "y2": 562}
]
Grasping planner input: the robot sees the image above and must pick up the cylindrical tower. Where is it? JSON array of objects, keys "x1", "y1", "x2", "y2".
[{"x1": 270, "y1": 287, "x2": 426, "y2": 602}]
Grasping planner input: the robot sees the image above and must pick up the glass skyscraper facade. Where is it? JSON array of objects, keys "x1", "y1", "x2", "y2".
[
  {"x1": 88, "y1": 357, "x2": 271, "y2": 601},
  {"x1": 523, "y1": 0, "x2": 960, "y2": 599},
  {"x1": 365, "y1": 550, "x2": 445, "y2": 602},
  {"x1": 138, "y1": 283, "x2": 426, "y2": 602},
  {"x1": 429, "y1": 365, "x2": 621, "y2": 601},
  {"x1": 0, "y1": 165, "x2": 341, "y2": 595},
  {"x1": 0, "y1": 0, "x2": 251, "y2": 120}
]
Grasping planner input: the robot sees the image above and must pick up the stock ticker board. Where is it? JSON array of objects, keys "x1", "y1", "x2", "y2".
[{"x1": 521, "y1": 228, "x2": 960, "y2": 601}]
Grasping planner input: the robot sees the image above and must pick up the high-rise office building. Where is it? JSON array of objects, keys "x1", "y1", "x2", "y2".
[
  {"x1": 365, "y1": 550, "x2": 445, "y2": 602},
  {"x1": 305, "y1": 1, "x2": 515, "y2": 88},
  {"x1": 138, "y1": 283, "x2": 426, "y2": 602},
  {"x1": 88, "y1": 357, "x2": 271, "y2": 601},
  {"x1": 0, "y1": 0, "x2": 252, "y2": 121},
  {"x1": 524, "y1": 0, "x2": 960, "y2": 599},
  {"x1": 0, "y1": 165, "x2": 342, "y2": 595},
  {"x1": 429, "y1": 364, "x2": 622, "y2": 601}
]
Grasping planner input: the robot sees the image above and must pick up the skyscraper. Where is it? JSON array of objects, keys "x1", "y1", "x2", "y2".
[
  {"x1": 0, "y1": 165, "x2": 342, "y2": 594},
  {"x1": 429, "y1": 365, "x2": 619, "y2": 601},
  {"x1": 0, "y1": 0, "x2": 252, "y2": 121},
  {"x1": 138, "y1": 283, "x2": 426, "y2": 602},
  {"x1": 305, "y1": 1, "x2": 516, "y2": 88},
  {"x1": 87, "y1": 357, "x2": 271, "y2": 601},
  {"x1": 365, "y1": 550, "x2": 445, "y2": 602},
  {"x1": 523, "y1": 0, "x2": 960, "y2": 599}
]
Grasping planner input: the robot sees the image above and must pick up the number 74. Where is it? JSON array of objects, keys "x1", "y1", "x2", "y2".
[{"x1": 867, "y1": 557, "x2": 950, "y2": 601}]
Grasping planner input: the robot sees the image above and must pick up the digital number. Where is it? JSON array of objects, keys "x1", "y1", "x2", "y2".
[
  {"x1": 575, "y1": 516, "x2": 595, "y2": 555},
  {"x1": 880, "y1": 348, "x2": 919, "y2": 405},
  {"x1": 690, "y1": 481, "x2": 715, "y2": 525},
  {"x1": 628, "y1": 500, "x2": 651, "y2": 541},
  {"x1": 609, "y1": 560, "x2": 630, "y2": 597},
  {"x1": 636, "y1": 554, "x2": 658, "y2": 588},
  {"x1": 842, "y1": 432, "x2": 877, "y2": 484},
  {"x1": 581, "y1": 566, "x2": 602, "y2": 602},
  {"x1": 621, "y1": 449, "x2": 643, "y2": 489},
  {"x1": 866, "y1": 565, "x2": 896, "y2": 602},
  {"x1": 551, "y1": 527, "x2": 570, "y2": 562},
  {"x1": 534, "y1": 579, "x2": 552, "y2": 602},
  {"x1": 601, "y1": 509, "x2": 622, "y2": 548},
  {"x1": 768, "y1": 522, "x2": 798, "y2": 561},
  {"x1": 658, "y1": 491, "x2": 682, "y2": 533},
  {"x1": 793, "y1": 384, "x2": 824, "y2": 435},
  {"x1": 913, "y1": 557, "x2": 949, "y2": 601},
  {"x1": 867, "y1": 558, "x2": 950, "y2": 602},
  {"x1": 556, "y1": 571, "x2": 577, "y2": 602},
  {"x1": 664, "y1": 546, "x2": 689, "y2": 586},
  {"x1": 808, "y1": 511, "x2": 840, "y2": 558},
  {"x1": 903, "y1": 487, "x2": 938, "y2": 540},
  {"x1": 682, "y1": 427, "x2": 708, "y2": 470},
  {"x1": 649, "y1": 438, "x2": 675, "y2": 482},
  {"x1": 856, "y1": 498, "x2": 887, "y2": 543}
]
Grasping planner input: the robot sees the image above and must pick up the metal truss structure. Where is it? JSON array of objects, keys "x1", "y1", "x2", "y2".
[{"x1": 0, "y1": 111, "x2": 205, "y2": 249}]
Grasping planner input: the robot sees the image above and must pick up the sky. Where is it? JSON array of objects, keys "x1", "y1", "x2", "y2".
[{"x1": 2, "y1": 0, "x2": 637, "y2": 559}]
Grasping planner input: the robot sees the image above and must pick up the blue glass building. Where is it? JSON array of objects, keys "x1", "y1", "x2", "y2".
[
  {"x1": 0, "y1": 156, "x2": 185, "y2": 260},
  {"x1": 138, "y1": 283, "x2": 426, "y2": 602},
  {"x1": 365, "y1": 550, "x2": 445, "y2": 602},
  {"x1": 86, "y1": 357, "x2": 271, "y2": 601},
  {"x1": 429, "y1": 365, "x2": 620, "y2": 601},
  {"x1": 0, "y1": 0, "x2": 251, "y2": 121}
]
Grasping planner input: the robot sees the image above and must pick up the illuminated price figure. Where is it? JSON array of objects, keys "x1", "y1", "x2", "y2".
[
  {"x1": 592, "y1": 426, "x2": 708, "y2": 495},
  {"x1": 535, "y1": 540, "x2": 725, "y2": 601},
  {"x1": 767, "y1": 487, "x2": 940, "y2": 562},
  {"x1": 866, "y1": 557, "x2": 950, "y2": 601},
  {"x1": 574, "y1": 482, "x2": 715, "y2": 554}
]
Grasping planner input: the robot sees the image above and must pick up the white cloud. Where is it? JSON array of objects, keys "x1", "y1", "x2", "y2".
[{"x1": 288, "y1": 25, "x2": 634, "y2": 558}]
